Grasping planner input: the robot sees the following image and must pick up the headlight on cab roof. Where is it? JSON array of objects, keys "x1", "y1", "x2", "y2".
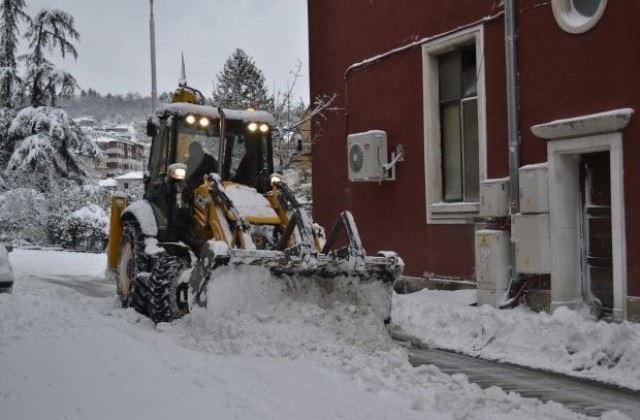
[
  {"x1": 247, "y1": 122, "x2": 270, "y2": 133},
  {"x1": 199, "y1": 117, "x2": 210, "y2": 127},
  {"x1": 185, "y1": 114, "x2": 196, "y2": 125}
]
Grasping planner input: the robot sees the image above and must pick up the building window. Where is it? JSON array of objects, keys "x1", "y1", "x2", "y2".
[
  {"x1": 552, "y1": 0, "x2": 608, "y2": 34},
  {"x1": 439, "y1": 46, "x2": 479, "y2": 202},
  {"x1": 422, "y1": 26, "x2": 486, "y2": 224}
]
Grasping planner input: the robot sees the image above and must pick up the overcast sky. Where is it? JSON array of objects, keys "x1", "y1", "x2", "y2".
[{"x1": 22, "y1": 0, "x2": 310, "y2": 102}]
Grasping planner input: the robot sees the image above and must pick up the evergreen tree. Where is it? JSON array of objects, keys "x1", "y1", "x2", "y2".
[
  {"x1": 0, "y1": 0, "x2": 29, "y2": 108},
  {"x1": 5, "y1": 106, "x2": 100, "y2": 191},
  {"x1": 21, "y1": 9, "x2": 79, "y2": 107},
  {"x1": 44, "y1": 67, "x2": 77, "y2": 107},
  {"x1": 212, "y1": 48, "x2": 273, "y2": 110}
]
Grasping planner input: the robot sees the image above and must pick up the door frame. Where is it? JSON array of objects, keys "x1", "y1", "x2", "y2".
[{"x1": 532, "y1": 109, "x2": 631, "y2": 321}]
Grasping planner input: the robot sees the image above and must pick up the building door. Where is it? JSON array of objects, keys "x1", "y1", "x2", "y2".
[{"x1": 580, "y1": 151, "x2": 613, "y2": 317}]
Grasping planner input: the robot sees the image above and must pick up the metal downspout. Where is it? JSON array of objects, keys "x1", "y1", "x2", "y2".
[{"x1": 505, "y1": 0, "x2": 521, "y2": 289}]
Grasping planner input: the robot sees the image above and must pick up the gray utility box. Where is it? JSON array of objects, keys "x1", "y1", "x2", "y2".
[
  {"x1": 475, "y1": 229, "x2": 510, "y2": 307},
  {"x1": 519, "y1": 163, "x2": 548, "y2": 214},
  {"x1": 513, "y1": 213, "x2": 551, "y2": 274},
  {"x1": 479, "y1": 177, "x2": 510, "y2": 218}
]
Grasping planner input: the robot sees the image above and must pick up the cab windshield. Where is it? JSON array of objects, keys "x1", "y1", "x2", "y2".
[{"x1": 174, "y1": 119, "x2": 273, "y2": 191}]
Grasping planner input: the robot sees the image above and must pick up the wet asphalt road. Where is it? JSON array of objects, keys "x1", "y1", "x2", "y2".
[{"x1": 408, "y1": 347, "x2": 640, "y2": 418}]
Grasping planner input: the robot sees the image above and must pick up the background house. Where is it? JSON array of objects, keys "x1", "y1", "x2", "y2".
[
  {"x1": 307, "y1": 0, "x2": 639, "y2": 321},
  {"x1": 114, "y1": 171, "x2": 143, "y2": 192},
  {"x1": 98, "y1": 125, "x2": 147, "y2": 177}
]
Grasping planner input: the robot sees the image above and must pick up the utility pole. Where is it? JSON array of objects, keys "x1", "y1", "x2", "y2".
[{"x1": 149, "y1": 0, "x2": 158, "y2": 112}]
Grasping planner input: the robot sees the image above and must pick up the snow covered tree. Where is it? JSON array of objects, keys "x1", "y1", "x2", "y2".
[
  {"x1": 4, "y1": 106, "x2": 100, "y2": 190},
  {"x1": 212, "y1": 48, "x2": 273, "y2": 110},
  {"x1": 0, "y1": 106, "x2": 14, "y2": 170},
  {"x1": 0, "y1": 0, "x2": 29, "y2": 108},
  {"x1": 270, "y1": 61, "x2": 336, "y2": 173},
  {"x1": 21, "y1": 9, "x2": 79, "y2": 107},
  {"x1": 44, "y1": 67, "x2": 78, "y2": 107},
  {"x1": 0, "y1": 187, "x2": 48, "y2": 244}
]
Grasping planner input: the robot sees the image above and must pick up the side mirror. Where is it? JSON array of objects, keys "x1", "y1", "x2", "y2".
[
  {"x1": 4, "y1": 244, "x2": 13, "y2": 252},
  {"x1": 146, "y1": 118, "x2": 157, "y2": 137}
]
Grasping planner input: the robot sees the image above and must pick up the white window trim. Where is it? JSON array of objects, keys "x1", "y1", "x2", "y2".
[
  {"x1": 422, "y1": 26, "x2": 487, "y2": 224},
  {"x1": 551, "y1": 0, "x2": 608, "y2": 34}
]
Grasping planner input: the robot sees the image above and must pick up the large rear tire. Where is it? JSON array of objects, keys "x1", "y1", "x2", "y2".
[
  {"x1": 147, "y1": 254, "x2": 190, "y2": 323},
  {"x1": 117, "y1": 224, "x2": 149, "y2": 313}
]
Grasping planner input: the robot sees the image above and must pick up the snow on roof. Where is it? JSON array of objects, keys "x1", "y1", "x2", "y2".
[
  {"x1": 93, "y1": 135, "x2": 117, "y2": 143},
  {"x1": 98, "y1": 178, "x2": 117, "y2": 187},
  {"x1": 156, "y1": 102, "x2": 276, "y2": 125},
  {"x1": 114, "y1": 171, "x2": 143, "y2": 180},
  {"x1": 93, "y1": 134, "x2": 141, "y2": 146},
  {"x1": 74, "y1": 116, "x2": 97, "y2": 125}
]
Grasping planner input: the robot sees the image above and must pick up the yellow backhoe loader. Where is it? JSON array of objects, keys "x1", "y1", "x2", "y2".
[{"x1": 105, "y1": 84, "x2": 403, "y2": 323}]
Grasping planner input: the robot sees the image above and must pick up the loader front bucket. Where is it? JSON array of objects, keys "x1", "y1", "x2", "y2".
[
  {"x1": 190, "y1": 246, "x2": 402, "y2": 321},
  {"x1": 188, "y1": 210, "x2": 404, "y2": 322}
]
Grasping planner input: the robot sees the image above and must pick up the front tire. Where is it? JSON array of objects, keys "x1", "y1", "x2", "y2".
[
  {"x1": 117, "y1": 224, "x2": 149, "y2": 313},
  {"x1": 147, "y1": 255, "x2": 190, "y2": 323}
]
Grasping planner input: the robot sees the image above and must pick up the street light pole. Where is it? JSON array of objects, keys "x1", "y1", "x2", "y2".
[{"x1": 149, "y1": 0, "x2": 158, "y2": 112}]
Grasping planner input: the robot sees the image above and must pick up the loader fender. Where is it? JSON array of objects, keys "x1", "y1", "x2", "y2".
[
  {"x1": 121, "y1": 200, "x2": 159, "y2": 237},
  {"x1": 106, "y1": 193, "x2": 128, "y2": 276}
]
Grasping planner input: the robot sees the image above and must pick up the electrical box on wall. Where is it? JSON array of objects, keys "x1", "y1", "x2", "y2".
[
  {"x1": 475, "y1": 229, "x2": 510, "y2": 289},
  {"x1": 479, "y1": 177, "x2": 510, "y2": 217},
  {"x1": 347, "y1": 130, "x2": 390, "y2": 182},
  {"x1": 513, "y1": 213, "x2": 551, "y2": 274},
  {"x1": 519, "y1": 163, "x2": 549, "y2": 214}
]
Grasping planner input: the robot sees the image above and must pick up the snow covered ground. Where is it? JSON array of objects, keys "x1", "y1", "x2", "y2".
[
  {"x1": 393, "y1": 289, "x2": 640, "y2": 391},
  {"x1": 0, "y1": 249, "x2": 633, "y2": 420}
]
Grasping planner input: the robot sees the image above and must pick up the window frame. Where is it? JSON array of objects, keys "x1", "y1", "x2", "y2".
[
  {"x1": 551, "y1": 0, "x2": 608, "y2": 34},
  {"x1": 422, "y1": 26, "x2": 487, "y2": 224}
]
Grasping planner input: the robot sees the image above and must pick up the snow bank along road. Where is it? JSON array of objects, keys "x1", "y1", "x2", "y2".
[
  {"x1": 407, "y1": 347, "x2": 640, "y2": 418},
  {"x1": 0, "y1": 249, "x2": 633, "y2": 420}
]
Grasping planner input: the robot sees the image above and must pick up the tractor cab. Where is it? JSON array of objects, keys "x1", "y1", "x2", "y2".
[{"x1": 144, "y1": 86, "x2": 276, "y2": 247}]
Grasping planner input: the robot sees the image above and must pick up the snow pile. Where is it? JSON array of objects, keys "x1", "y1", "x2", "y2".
[
  {"x1": 71, "y1": 203, "x2": 109, "y2": 226},
  {"x1": 0, "y1": 249, "x2": 632, "y2": 419},
  {"x1": 392, "y1": 288, "x2": 640, "y2": 390}
]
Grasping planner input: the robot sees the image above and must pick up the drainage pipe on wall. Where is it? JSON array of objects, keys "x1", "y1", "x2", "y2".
[{"x1": 505, "y1": 0, "x2": 521, "y2": 290}]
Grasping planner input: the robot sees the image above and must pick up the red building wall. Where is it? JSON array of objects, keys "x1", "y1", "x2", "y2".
[
  {"x1": 308, "y1": 0, "x2": 507, "y2": 278},
  {"x1": 516, "y1": 1, "x2": 640, "y2": 295},
  {"x1": 308, "y1": 0, "x2": 639, "y2": 293}
]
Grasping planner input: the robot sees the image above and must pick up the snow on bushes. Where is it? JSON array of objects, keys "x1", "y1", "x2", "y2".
[
  {"x1": 0, "y1": 185, "x2": 112, "y2": 252},
  {"x1": 58, "y1": 204, "x2": 109, "y2": 251},
  {"x1": 0, "y1": 188, "x2": 48, "y2": 244}
]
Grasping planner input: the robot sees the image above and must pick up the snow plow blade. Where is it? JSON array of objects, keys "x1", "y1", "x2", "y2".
[{"x1": 189, "y1": 212, "x2": 404, "y2": 322}]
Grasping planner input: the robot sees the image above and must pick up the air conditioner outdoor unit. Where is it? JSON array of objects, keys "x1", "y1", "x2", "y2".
[{"x1": 347, "y1": 130, "x2": 390, "y2": 182}]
